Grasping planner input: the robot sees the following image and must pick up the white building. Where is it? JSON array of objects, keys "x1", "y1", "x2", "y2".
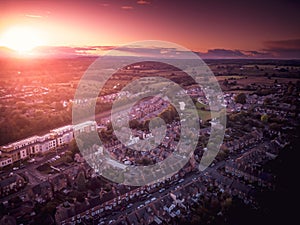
[
  {"x1": 0, "y1": 121, "x2": 97, "y2": 165},
  {"x1": 0, "y1": 156, "x2": 12, "y2": 167}
]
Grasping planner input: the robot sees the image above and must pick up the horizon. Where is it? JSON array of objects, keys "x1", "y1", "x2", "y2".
[
  {"x1": 1, "y1": 0, "x2": 300, "y2": 59},
  {"x1": 0, "y1": 1, "x2": 299, "y2": 224},
  {"x1": 1, "y1": 45, "x2": 300, "y2": 60}
]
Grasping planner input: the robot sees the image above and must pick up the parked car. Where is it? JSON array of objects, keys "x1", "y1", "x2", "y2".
[
  {"x1": 126, "y1": 203, "x2": 133, "y2": 208},
  {"x1": 28, "y1": 158, "x2": 35, "y2": 163},
  {"x1": 159, "y1": 188, "x2": 165, "y2": 193}
]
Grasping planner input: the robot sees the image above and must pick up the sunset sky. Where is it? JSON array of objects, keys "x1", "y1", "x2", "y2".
[{"x1": 0, "y1": 0, "x2": 300, "y2": 58}]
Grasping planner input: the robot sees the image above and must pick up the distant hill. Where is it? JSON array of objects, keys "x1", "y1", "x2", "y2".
[{"x1": 0, "y1": 46, "x2": 16, "y2": 58}]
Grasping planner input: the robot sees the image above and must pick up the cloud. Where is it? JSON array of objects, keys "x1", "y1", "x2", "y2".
[
  {"x1": 198, "y1": 49, "x2": 247, "y2": 58},
  {"x1": 263, "y1": 39, "x2": 300, "y2": 58},
  {"x1": 25, "y1": 14, "x2": 42, "y2": 18},
  {"x1": 8, "y1": 46, "x2": 270, "y2": 59},
  {"x1": 89, "y1": 46, "x2": 116, "y2": 51},
  {"x1": 28, "y1": 46, "x2": 116, "y2": 57},
  {"x1": 1, "y1": 44, "x2": 298, "y2": 59},
  {"x1": 137, "y1": 0, "x2": 151, "y2": 5},
  {"x1": 242, "y1": 50, "x2": 273, "y2": 58},
  {"x1": 264, "y1": 39, "x2": 300, "y2": 50},
  {"x1": 121, "y1": 6, "x2": 134, "y2": 10},
  {"x1": 114, "y1": 46, "x2": 184, "y2": 57}
]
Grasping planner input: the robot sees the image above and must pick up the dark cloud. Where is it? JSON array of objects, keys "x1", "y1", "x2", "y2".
[
  {"x1": 198, "y1": 49, "x2": 247, "y2": 59},
  {"x1": 242, "y1": 50, "x2": 273, "y2": 58},
  {"x1": 1, "y1": 44, "x2": 299, "y2": 59},
  {"x1": 263, "y1": 39, "x2": 300, "y2": 58},
  {"x1": 115, "y1": 47, "x2": 270, "y2": 59},
  {"x1": 116, "y1": 46, "x2": 177, "y2": 54},
  {"x1": 264, "y1": 39, "x2": 300, "y2": 50}
]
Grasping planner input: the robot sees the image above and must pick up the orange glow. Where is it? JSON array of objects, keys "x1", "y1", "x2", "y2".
[{"x1": 0, "y1": 26, "x2": 46, "y2": 53}]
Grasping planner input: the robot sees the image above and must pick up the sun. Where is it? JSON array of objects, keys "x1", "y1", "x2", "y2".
[{"x1": 0, "y1": 26, "x2": 46, "y2": 53}]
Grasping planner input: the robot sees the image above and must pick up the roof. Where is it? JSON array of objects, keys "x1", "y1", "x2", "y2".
[
  {"x1": 0, "y1": 215, "x2": 16, "y2": 225},
  {"x1": 31, "y1": 181, "x2": 51, "y2": 195},
  {"x1": 50, "y1": 125, "x2": 73, "y2": 134},
  {"x1": 230, "y1": 180, "x2": 251, "y2": 195},
  {"x1": 126, "y1": 212, "x2": 139, "y2": 224},
  {"x1": 73, "y1": 121, "x2": 96, "y2": 131},
  {"x1": 0, "y1": 156, "x2": 12, "y2": 161},
  {"x1": 0, "y1": 174, "x2": 22, "y2": 188}
]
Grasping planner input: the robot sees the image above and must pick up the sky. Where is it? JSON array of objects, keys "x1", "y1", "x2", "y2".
[{"x1": 0, "y1": 0, "x2": 300, "y2": 58}]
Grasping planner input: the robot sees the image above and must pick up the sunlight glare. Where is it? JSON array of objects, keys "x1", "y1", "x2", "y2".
[{"x1": 0, "y1": 26, "x2": 46, "y2": 53}]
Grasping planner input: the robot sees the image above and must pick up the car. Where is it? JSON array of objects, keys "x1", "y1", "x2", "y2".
[
  {"x1": 126, "y1": 203, "x2": 133, "y2": 208},
  {"x1": 145, "y1": 200, "x2": 151, "y2": 205},
  {"x1": 13, "y1": 167, "x2": 19, "y2": 171},
  {"x1": 137, "y1": 204, "x2": 144, "y2": 209},
  {"x1": 151, "y1": 197, "x2": 157, "y2": 202},
  {"x1": 28, "y1": 158, "x2": 35, "y2": 163},
  {"x1": 159, "y1": 188, "x2": 165, "y2": 193}
]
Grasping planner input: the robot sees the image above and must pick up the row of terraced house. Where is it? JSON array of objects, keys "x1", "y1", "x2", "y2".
[{"x1": 0, "y1": 121, "x2": 97, "y2": 168}]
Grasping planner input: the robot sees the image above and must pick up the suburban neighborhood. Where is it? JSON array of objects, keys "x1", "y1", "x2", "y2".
[{"x1": 0, "y1": 59, "x2": 299, "y2": 225}]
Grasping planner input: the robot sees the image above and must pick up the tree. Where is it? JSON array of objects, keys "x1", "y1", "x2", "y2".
[
  {"x1": 76, "y1": 171, "x2": 86, "y2": 191},
  {"x1": 55, "y1": 102, "x2": 64, "y2": 111},
  {"x1": 263, "y1": 98, "x2": 272, "y2": 106},
  {"x1": 216, "y1": 150, "x2": 227, "y2": 161},
  {"x1": 287, "y1": 85, "x2": 294, "y2": 95},
  {"x1": 261, "y1": 114, "x2": 269, "y2": 123},
  {"x1": 69, "y1": 139, "x2": 80, "y2": 158},
  {"x1": 76, "y1": 192, "x2": 86, "y2": 202},
  {"x1": 235, "y1": 93, "x2": 246, "y2": 104},
  {"x1": 129, "y1": 119, "x2": 142, "y2": 129},
  {"x1": 223, "y1": 79, "x2": 229, "y2": 86}
]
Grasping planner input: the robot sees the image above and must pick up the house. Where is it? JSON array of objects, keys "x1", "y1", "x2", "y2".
[
  {"x1": 0, "y1": 133, "x2": 57, "y2": 162},
  {"x1": 8, "y1": 201, "x2": 35, "y2": 221},
  {"x1": 51, "y1": 125, "x2": 73, "y2": 147},
  {"x1": 55, "y1": 201, "x2": 76, "y2": 224},
  {"x1": 0, "y1": 156, "x2": 12, "y2": 168},
  {"x1": 1, "y1": 148, "x2": 23, "y2": 163},
  {"x1": 49, "y1": 173, "x2": 68, "y2": 192},
  {"x1": 0, "y1": 174, "x2": 25, "y2": 197},
  {"x1": 126, "y1": 212, "x2": 139, "y2": 225},
  {"x1": 36, "y1": 133, "x2": 57, "y2": 153},
  {"x1": 0, "y1": 121, "x2": 96, "y2": 164},
  {"x1": 27, "y1": 181, "x2": 53, "y2": 203},
  {"x1": 73, "y1": 121, "x2": 97, "y2": 136},
  {"x1": 0, "y1": 215, "x2": 17, "y2": 225}
]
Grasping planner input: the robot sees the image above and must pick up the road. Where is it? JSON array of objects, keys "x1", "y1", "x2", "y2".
[{"x1": 0, "y1": 146, "x2": 69, "y2": 203}]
